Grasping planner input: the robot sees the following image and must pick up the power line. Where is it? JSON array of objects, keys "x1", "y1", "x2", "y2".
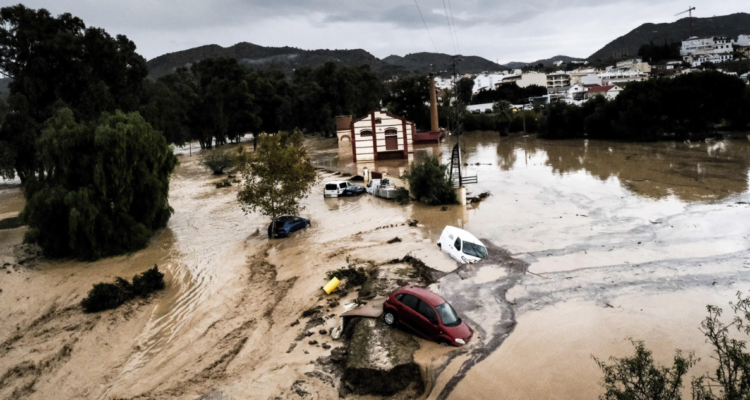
[
  {"x1": 446, "y1": 0, "x2": 460, "y2": 53},
  {"x1": 441, "y1": 0, "x2": 457, "y2": 54},
  {"x1": 413, "y1": 0, "x2": 439, "y2": 53}
]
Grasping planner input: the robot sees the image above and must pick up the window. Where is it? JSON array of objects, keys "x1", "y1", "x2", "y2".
[
  {"x1": 435, "y1": 302, "x2": 461, "y2": 326},
  {"x1": 339, "y1": 183, "x2": 347, "y2": 189},
  {"x1": 374, "y1": 118, "x2": 382, "y2": 124},
  {"x1": 401, "y1": 294, "x2": 419, "y2": 310},
  {"x1": 454, "y1": 237, "x2": 462, "y2": 251},
  {"x1": 395, "y1": 294, "x2": 404, "y2": 302},
  {"x1": 325, "y1": 184, "x2": 338, "y2": 190},
  {"x1": 384, "y1": 129, "x2": 397, "y2": 136},
  {"x1": 360, "y1": 130, "x2": 373, "y2": 137},
  {"x1": 418, "y1": 301, "x2": 438, "y2": 324},
  {"x1": 463, "y1": 241, "x2": 487, "y2": 258}
]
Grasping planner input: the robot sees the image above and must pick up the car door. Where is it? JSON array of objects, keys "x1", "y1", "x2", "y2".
[
  {"x1": 289, "y1": 217, "x2": 302, "y2": 233},
  {"x1": 397, "y1": 294, "x2": 421, "y2": 331},
  {"x1": 449, "y1": 237, "x2": 463, "y2": 262},
  {"x1": 339, "y1": 182, "x2": 347, "y2": 196},
  {"x1": 414, "y1": 299, "x2": 441, "y2": 341}
]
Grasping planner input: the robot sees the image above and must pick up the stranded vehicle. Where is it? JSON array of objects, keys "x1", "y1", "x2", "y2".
[
  {"x1": 438, "y1": 226, "x2": 488, "y2": 264},
  {"x1": 382, "y1": 286, "x2": 473, "y2": 346},
  {"x1": 267, "y1": 216, "x2": 310, "y2": 238},
  {"x1": 324, "y1": 181, "x2": 365, "y2": 198}
]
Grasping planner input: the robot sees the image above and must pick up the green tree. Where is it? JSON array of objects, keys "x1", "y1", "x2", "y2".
[
  {"x1": 237, "y1": 130, "x2": 318, "y2": 237},
  {"x1": 594, "y1": 340, "x2": 696, "y2": 400},
  {"x1": 138, "y1": 79, "x2": 190, "y2": 146},
  {"x1": 20, "y1": 108, "x2": 177, "y2": 260},
  {"x1": 0, "y1": 5, "x2": 147, "y2": 181},
  {"x1": 455, "y1": 77, "x2": 475, "y2": 105},
  {"x1": 200, "y1": 149, "x2": 236, "y2": 175},
  {"x1": 493, "y1": 100, "x2": 514, "y2": 136},
  {"x1": 402, "y1": 156, "x2": 457, "y2": 206},
  {"x1": 385, "y1": 75, "x2": 431, "y2": 130},
  {"x1": 692, "y1": 292, "x2": 750, "y2": 400}
]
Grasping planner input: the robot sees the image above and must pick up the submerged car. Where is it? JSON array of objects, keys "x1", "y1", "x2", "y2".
[
  {"x1": 438, "y1": 226, "x2": 488, "y2": 264},
  {"x1": 383, "y1": 286, "x2": 473, "y2": 346},
  {"x1": 267, "y1": 216, "x2": 310, "y2": 238},
  {"x1": 324, "y1": 181, "x2": 365, "y2": 198}
]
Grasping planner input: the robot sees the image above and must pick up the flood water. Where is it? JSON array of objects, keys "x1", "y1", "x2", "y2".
[
  {"x1": 311, "y1": 131, "x2": 750, "y2": 399},
  {"x1": 3, "y1": 132, "x2": 750, "y2": 399}
]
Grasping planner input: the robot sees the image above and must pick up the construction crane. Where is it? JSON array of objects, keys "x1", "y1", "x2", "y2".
[{"x1": 675, "y1": 6, "x2": 696, "y2": 38}]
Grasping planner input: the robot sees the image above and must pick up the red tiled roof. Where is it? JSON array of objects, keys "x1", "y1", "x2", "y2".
[{"x1": 587, "y1": 85, "x2": 615, "y2": 93}]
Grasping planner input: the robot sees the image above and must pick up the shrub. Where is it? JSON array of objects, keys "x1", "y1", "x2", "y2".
[
  {"x1": 201, "y1": 149, "x2": 235, "y2": 174},
  {"x1": 132, "y1": 265, "x2": 165, "y2": 297},
  {"x1": 393, "y1": 187, "x2": 410, "y2": 205},
  {"x1": 81, "y1": 282, "x2": 130, "y2": 313},
  {"x1": 402, "y1": 156, "x2": 457, "y2": 206},
  {"x1": 81, "y1": 265, "x2": 165, "y2": 313}
]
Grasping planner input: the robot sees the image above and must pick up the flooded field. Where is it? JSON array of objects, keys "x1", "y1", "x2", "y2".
[{"x1": 1, "y1": 132, "x2": 749, "y2": 399}]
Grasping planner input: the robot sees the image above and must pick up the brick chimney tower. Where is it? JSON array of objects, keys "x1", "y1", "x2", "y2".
[{"x1": 429, "y1": 73, "x2": 439, "y2": 132}]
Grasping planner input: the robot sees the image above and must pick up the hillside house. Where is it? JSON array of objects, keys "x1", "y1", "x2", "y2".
[
  {"x1": 349, "y1": 110, "x2": 414, "y2": 162},
  {"x1": 547, "y1": 71, "x2": 571, "y2": 88},
  {"x1": 586, "y1": 85, "x2": 623, "y2": 100}
]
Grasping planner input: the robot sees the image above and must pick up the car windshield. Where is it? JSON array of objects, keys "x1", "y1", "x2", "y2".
[
  {"x1": 462, "y1": 241, "x2": 487, "y2": 259},
  {"x1": 435, "y1": 302, "x2": 461, "y2": 327}
]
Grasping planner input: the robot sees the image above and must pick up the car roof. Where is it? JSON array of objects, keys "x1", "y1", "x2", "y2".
[
  {"x1": 399, "y1": 286, "x2": 446, "y2": 306},
  {"x1": 442, "y1": 226, "x2": 483, "y2": 245},
  {"x1": 325, "y1": 181, "x2": 348, "y2": 184}
]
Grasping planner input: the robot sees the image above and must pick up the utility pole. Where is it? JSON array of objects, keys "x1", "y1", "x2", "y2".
[{"x1": 675, "y1": 6, "x2": 696, "y2": 38}]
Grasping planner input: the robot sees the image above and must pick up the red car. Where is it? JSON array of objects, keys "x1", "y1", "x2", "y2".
[{"x1": 382, "y1": 286, "x2": 473, "y2": 346}]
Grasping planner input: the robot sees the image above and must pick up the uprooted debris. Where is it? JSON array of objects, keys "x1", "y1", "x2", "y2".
[
  {"x1": 387, "y1": 237, "x2": 402, "y2": 244},
  {"x1": 467, "y1": 191, "x2": 491, "y2": 204},
  {"x1": 326, "y1": 257, "x2": 368, "y2": 287}
]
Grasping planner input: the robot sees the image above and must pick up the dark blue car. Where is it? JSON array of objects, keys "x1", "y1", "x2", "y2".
[{"x1": 267, "y1": 216, "x2": 311, "y2": 238}]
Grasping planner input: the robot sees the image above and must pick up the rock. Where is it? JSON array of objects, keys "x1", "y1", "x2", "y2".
[
  {"x1": 407, "y1": 219, "x2": 418, "y2": 227},
  {"x1": 290, "y1": 319, "x2": 300, "y2": 327},
  {"x1": 322, "y1": 343, "x2": 331, "y2": 350},
  {"x1": 309, "y1": 340, "x2": 318, "y2": 345},
  {"x1": 341, "y1": 318, "x2": 424, "y2": 396},
  {"x1": 319, "y1": 329, "x2": 327, "y2": 335},
  {"x1": 387, "y1": 237, "x2": 402, "y2": 244}
]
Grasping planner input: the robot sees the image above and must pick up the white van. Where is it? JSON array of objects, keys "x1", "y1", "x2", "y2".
[
  {"x1": 438, "y1": 226, "x2": 488, "y2": 264},
  {"x1": 324, "y1": 181, "x2": 364, "y2": 198}
]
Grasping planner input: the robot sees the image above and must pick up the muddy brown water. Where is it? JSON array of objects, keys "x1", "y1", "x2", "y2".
[{"x1": 1, "y1": 132, "x2": 750, "y2": 399}]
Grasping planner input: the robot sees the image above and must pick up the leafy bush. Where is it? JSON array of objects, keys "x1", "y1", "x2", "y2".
[
  {"x1": 132, "y1": 265, "x2": 165, "y2": 297},
  {"x1": 201, "y1": 149, "x2": 235, "y2": 174},
  {"x1": 81, "y1": 265, "x2": 165, "y2": 313},
  {"x1": 402, "y1": 156, "x2": 457, "y2": 206},
  {"x1": 81, "y1": 281, "x2": 131, "y2": 313},
  {"x1": 393, "y1": 187, "x2": 410, "y2": 205},
  {"x1": 593, "y1": 340, "x2": 696, "y2": 400}
]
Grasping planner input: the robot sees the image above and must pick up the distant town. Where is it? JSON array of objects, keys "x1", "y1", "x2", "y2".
[{"x1": 429, "y1": 34, "x2": 750, "y2": 111}]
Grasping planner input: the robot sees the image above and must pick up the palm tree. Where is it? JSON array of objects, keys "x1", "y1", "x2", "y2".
[{"x1": 493, "y1": 100, "x2": 514, "y2": 136}]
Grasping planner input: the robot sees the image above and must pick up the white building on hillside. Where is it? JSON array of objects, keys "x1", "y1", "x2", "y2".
[
  {"x1": 597, "y1": 70, "x2": 648, "y2": 85},
  {"x1": 472, "y1": 73, "x2": 506, "y2": 93},
  {"x1": 738, "y1": 35, "x2": 750, "y2": 46},
  {"x1": 681, "y1": 36, "x2": 734, "y2": 56},
  {"x1": 547, "y1": 71, "x2": 571, "y2": 88},
  {"x1": 517, "y1": 72, "x2": 547, "y2": 88}
]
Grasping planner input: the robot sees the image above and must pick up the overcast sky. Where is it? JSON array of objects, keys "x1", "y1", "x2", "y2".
[{"x1": 10, "y1": 0, "x2": 749, "y2": 63}]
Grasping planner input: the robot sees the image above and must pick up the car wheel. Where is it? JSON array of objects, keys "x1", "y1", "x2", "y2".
[
  {"x1": 439, "y1": 339, "x2": 451, "y2": 347},
  {"x1": 383, "y1": 312, "x2": 396, "y2": 326}
]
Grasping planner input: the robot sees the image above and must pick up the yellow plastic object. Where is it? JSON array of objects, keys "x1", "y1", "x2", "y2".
[{"x1": 323, "y1": 277, "x2": 341, "y2": 294}]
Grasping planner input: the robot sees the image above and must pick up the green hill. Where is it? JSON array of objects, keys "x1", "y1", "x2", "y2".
[{"x1": 588, "y1": 12, "x2": 750, "y2": 61}]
